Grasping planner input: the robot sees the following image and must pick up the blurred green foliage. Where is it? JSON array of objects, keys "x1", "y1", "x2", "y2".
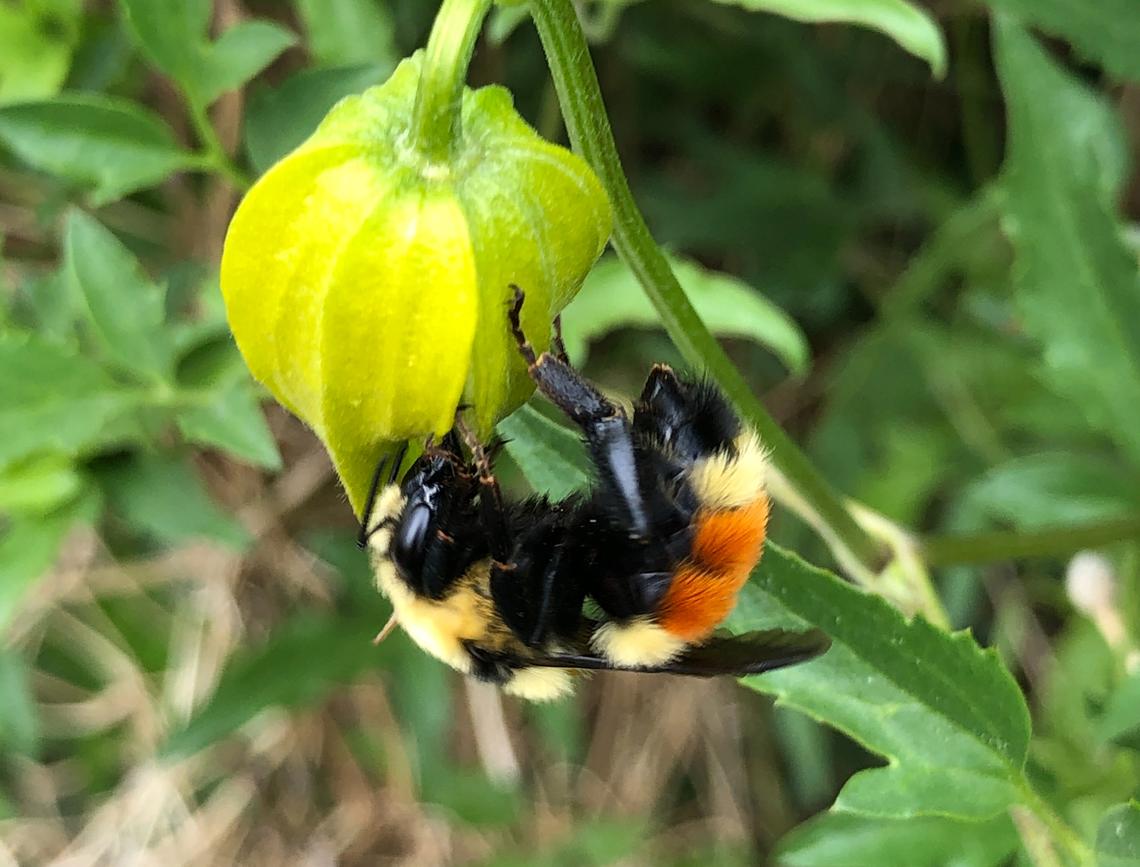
[{"x1": 0, "y1": 0, "x2": 1138, "y2": 864}]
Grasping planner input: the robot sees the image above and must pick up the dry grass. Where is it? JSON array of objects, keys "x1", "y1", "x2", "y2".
[{"x1": 2, "y1": 417, "x2": 793, "y2": 866}]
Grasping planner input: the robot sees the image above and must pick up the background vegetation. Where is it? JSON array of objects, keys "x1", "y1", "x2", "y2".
[{"x1": 1, "y1": 0, "x2": 1139, "y2": 864}]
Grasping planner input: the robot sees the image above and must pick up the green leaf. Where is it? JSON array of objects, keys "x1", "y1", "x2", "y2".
[
  {"x1": 12, "y1": 266, "x2": 75, "y2": 341},
  {"x1": 0, "y1": 94, "x2": 197, "y2": 204},
  {"x1": 244, "y1": 63, "x2": 386, "y2": 175},
  {"x1": 1096, "y1": 672, "x2": 1140, "y2": 748},
  {"x1": 0, "y1": 1, "x2": 80, "y2": 104},
  {"x1": 65, "y1": 210, "x2": 171, "y2": 380},
  {"x1": 117, "y1": 0, "x2": 294, "y2": 105},
  {"x1": 995, "y1": 20, "x2": 1140, "y2": 467},
  {"x1": 0, "y1": 489, "x2": 99, "y2": 630},
  {"x1": 0, "y1": 649, "x2": 40, "y2": 757},
  {"x1": 563, "y1": 254, "x2": 809, "y2": 374},
  {"x1": 709, "y1": 0, "x2": 946, "y2": 77},
  {"x1": 294, "y1": 0, "x2": 397, "y2": 68},
  {"x1": 98, "y1": 451, "x2": 250, "y2": 550},
  {"x1": 961, "y1": 452, "x2": 1140, "y2": 529},
  {"x1": 730, "y1": 544, "x2": 1031, "y2": 820},
  {"x1": 777, "y1": 812, "x2": 1019, "y2": 867},
  {"x1": 1097, "y1": 803, "x2": 1140, "y2": 867},
  {"x1": 487, "y1": 4, "x2": 531, "y2": 45},
  {"x1": 983, "y1": 0, "x2": 1140, "y2": 83},
  {"x1": 421, "y1": 771, "x2": 522, "y2": 827},
  {"x1": 0, "y1": 453, "x2": 83, "y2": 516},
  {"x1": 177, "y1": 380, "x2": 281, "y2": 469},
  {"x1": 116, "y1": 0, "x2": 211, "y2": 83},
  {"x1": 197, "y1": 20, "x2": 298, "y2": 107},
  {"x1": 498, "y1": 403, "x2": 589, "y2": 500},
  {"x1": 0, "y1": 332, "x2": 146, "y2": 471},
  {"x1": 162, "y1": 612, "x2": 379, "y2": 758}
]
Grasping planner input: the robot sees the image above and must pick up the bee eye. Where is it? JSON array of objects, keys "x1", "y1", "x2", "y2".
[{"x1": 393, "y1": 503, "x2": 433, "y2": 574}]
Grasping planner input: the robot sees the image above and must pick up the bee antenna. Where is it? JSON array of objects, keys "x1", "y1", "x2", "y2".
[
  {"x1": 387, "y1": 441, "x2": 409, "y2": 486},
  {"x1": 356, "y1": 441, "x2": 410, "y2": 549}
]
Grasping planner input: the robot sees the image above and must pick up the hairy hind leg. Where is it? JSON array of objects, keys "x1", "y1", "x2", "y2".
[
  {"x1": 508, "y1": 285, "x2": 684, "y2": 543},
  {"x1": 508, "y1": 285, "x2": 623, "y2": 430}
]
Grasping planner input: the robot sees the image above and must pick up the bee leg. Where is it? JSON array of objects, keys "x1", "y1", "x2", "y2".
[
  {"x1": 551, "y1": 314, "x2": 570, "y2": 365},
  {"x1": 491, "y1": 510, "x2": 587, "y2": 648},
  {"x1": 464, "y1": 643, "x2": 513, "y2": 685},
  {"x1": 508, "y1": 285, "x2": 624, "y2": 427},
  {"x1": 454, "y1": 414, "x2": 514, "y2": 568},
  {"x1": 509, "y1": 287, "x2": 673, "y2": 540}
]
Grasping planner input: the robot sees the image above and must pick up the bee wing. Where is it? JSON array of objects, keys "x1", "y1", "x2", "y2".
[{"x1": 523, "y1": 627, "x2": 830, "y2": 677}]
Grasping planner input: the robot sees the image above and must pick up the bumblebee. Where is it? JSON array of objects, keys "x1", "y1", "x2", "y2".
[
  {"x1": 359, "y1": 292, "x2": 829, "y2": 700},
  {"x1": 507, "y1": 287, "x2": 784, "y2": 669}
]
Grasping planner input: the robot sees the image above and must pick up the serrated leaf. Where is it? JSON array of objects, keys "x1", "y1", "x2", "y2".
[
  {"x1": 0, "y1": 332, "x2": 147, "y2": 470},
  {"x1": 198, "y1": 20, "x2": 297, "y2": 107},
  {"x1": 0, "y1": 489, "x2": 99, "y2": 631},
  {"x1": 65, "y1": 210, "x2": 171, "y2": 380},
  {"x1": 709, "y1": 0, "x2": 946, "y2": 77},
  {"x1": 244, "y1": 63, "x2": 386, "y2": 175},
  {"x1": 562, "y1": 254, "x2": 809, "y2": 374},
  {"x1": 995, "y1": 20, "x2": 1140, "y2": 468},
  {"x1": 177, "y1": 380, "x2": 281, "y2": 469},
  {"x1": 98, "y1": 451, "x2": 250, "y2": 550},
  {"x1": 730, "y1": 544, "x2": 1031, "y2": 820},
  {"x1": 161, "y1": 612, "x2": 380, "y2": 758},
  {"x1": 117, "y1": 0, "x2": 294, "y2": 106},
  {"x1": 294, "y1": 0, "x2": 397, "y2": 68},
  {"x1": 1097, "y1": 803, "x2": 1140, "y2": 867},
  {"x1": 983, "y1": 0, "x2": 1140, "y2": 83},
  {"x1": 0, "y1": 94, "x2": 197, "y2": 203},
  {"x1": 777, "y1": 811, "x2": 1018, "y2": 867},
  {"x1": 498, "y1": 403, "x2": 589, "y2": 500}
]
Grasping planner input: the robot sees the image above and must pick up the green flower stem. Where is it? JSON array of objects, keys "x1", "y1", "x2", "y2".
[
  {"x1": 528, "y1": 0, "x2": 886, "y2": 574},
  {"x1": 923, "y1": 516, "x2": 1140, "y2": 567},
  {"x1": 188, "y1": 99, "x2": 251, "y2": 190},
  {"x1": 411, "y1": 0, "x2": 493, "y2": 165}
]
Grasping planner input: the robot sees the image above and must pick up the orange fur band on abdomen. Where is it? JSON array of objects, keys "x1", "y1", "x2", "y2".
[{"x1": 657, "y1": 496, "x2": 770, "y2": 642}]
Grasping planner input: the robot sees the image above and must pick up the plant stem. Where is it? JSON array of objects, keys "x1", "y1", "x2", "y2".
[
  {"x1": 923, "y1": 516, "x2": 1140, "y2": 567},
  {"x1": 187, "y1": 99, "x2": 251, "y2": 190},
  {"x1": 410, "y1": 0, "x2": 493, "y2": 165},
  {"x1": 528, "y1": 0, "x2": 886, "y2": 574},
  {"x1": 1017, "y1": 784, "x2": 1095, "y2": 867}
]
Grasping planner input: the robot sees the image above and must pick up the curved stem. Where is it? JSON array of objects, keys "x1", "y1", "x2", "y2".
[
  {"x1": 410, "y1": 0, "x2": 493, "y2": 165},
  {"x1": 187, "y1": 99, "x2": 251, "y2": 190},
  {"x1": 923, "y1": 516, "x2": 1140, "y2": 567},
  {"x1": 528, "y1": 0, "x2": 886, "y2": 574}
]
